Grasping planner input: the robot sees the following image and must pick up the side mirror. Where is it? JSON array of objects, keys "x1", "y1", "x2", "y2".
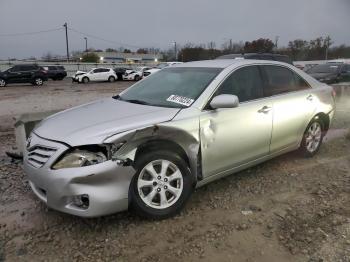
[{"x1": 210, "y1": 94, "x2": 239, "y2": 109}]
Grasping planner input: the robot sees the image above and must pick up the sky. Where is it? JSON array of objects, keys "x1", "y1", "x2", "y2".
[{"x1": 0, "y1": 0, "x2": 349, "y2": 59}]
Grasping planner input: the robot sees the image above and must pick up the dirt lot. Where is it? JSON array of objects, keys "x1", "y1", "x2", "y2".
[{"x1": 0, "y1": 80, "x2": 350, "y2": 262}]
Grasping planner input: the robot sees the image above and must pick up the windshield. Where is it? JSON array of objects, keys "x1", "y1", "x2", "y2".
[
  {"x1": 309, "y1": 64, "x2": 341, "y2": 74},
  {"x1": 116, "y1": 67, "x2": 222, "y2": 108}
]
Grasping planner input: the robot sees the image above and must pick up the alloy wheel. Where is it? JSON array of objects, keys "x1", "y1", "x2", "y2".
[
  {"x1": 305, "y1": 122, "x2": 322, "y2": 153},
  {"x1": 137, "y1": 159, "x2": 183, "y2": 209},
  {"x1": 0, "y1": 79, "x2": 6, "y2": 87},
  {"x1": 35, "y1": 78, "x2": 43, "y2": 85}
]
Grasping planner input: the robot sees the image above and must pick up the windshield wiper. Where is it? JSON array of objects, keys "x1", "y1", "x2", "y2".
[
  {"x1": 124, "y1": 99, "x2": 150, "y2": 105},
  {"x1": 114, "y1": 95, "x2": 150, "y2": 105}
]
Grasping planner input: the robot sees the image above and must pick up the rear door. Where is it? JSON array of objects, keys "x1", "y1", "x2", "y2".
[
  {"x1": 20, "y1": 65, "x2": 37, "y2": 82},
  {"x1": 200, "y1": 65, "x2": 273, "y2": 177},
  {"x1": 260, "y1": 65, "x2": 316, "y2": 153},
  {"x1": 100, "y1": 68, "x2": 111, "y2": 80}
]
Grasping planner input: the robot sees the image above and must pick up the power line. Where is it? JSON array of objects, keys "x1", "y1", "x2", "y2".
[
  {"x1": 0, "y1": 27, "x2": 63, "y2": 37},
  {"x1": 67, "y1": 26, "x2": 153, "y2": 49}
]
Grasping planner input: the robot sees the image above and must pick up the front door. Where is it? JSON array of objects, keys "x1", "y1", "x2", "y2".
[{"x1": 200, "y1": 65, "x2": 273, "y2": 178}]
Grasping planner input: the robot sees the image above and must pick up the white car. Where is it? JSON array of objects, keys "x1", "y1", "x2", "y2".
[
  {"x1": 123, "y1": 67, "x2": 151, "y2": 81},
  {"x1": 143, "y1": 62, "x2": 183, "y2": 77},
  {"x1": 72, "y1": 68, "x2": 118, "y2": 83}
]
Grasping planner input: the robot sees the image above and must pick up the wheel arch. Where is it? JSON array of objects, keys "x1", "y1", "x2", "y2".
[
  {"x1": 313, "y1": 112, "x2": 330, "y2": 132},
  {"x1": 135, "y1": 139, "x2": 190, "y2": 168}
]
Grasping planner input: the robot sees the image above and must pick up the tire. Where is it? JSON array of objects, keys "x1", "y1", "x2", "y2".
[
  {"x1": 108, "y1": 76, "x2": 116, "y2": 83},
  {"x1": 134, "y1": 75, "x2": 140, "y2": 81},
  {"x1": 33, "y1": 77, "x2": 43, "y2": 86},
  {"x1": 82, "y1": 77, "x2": 89, "y2": 84},
  {"x1": 130, "y1": 150, "x2": 194, "y2": 219},
  {"x1": 299, "y1": 118, "x2": 324, "y2": 157},
  {"x1": 0, "y1": 78, "x2": 7, "y2": 87}
]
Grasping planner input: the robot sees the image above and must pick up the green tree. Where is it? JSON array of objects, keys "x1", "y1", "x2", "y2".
[{"x1": 81, "y1": 52, "x2": 99, "y2": 63}]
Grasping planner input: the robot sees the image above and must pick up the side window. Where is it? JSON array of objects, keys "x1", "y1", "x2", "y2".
[
  {"x1": 262, "y1": 65, "x2": 298, "y2": 96},
  {"x1": 100, "y1": 68, "x2": 110, "y2": 73},
  {"x1": 216, "y1": 66, "x2": 264, "y2": 103},
  {"x1": 293, "y1": 73, "x2": 310, "y2": 90},
  {"x1": 93, "y1": 69, "x2": 102, "y2": 73},
  {"x1": 10, "y1": 66, "x2": 20, "y2": 72}
]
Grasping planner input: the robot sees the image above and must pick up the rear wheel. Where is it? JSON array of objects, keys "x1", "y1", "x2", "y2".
[
  {"x1": 108, "y1": 76, "x2": 116, "y2": 82},
  {"x1": 0, "y1": 78, "x2": 6, "y2": 87},
  {"x1": 130, "y1": 150, "x2": 193, "y2": 219},
  {"x1": 300, "y1": 118, "x2": 324, "y2": 157},
  {"x1": 82, "y1": 77, "x2": 89, "y2": 84}
]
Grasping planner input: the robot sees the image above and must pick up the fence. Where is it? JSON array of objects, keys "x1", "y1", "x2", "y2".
[{"x1": 0, "y1": 61, "x2": 157, "y2": 77}]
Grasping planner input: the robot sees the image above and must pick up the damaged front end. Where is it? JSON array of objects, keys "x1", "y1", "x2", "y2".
[{"x1": 104, "y1": 117, "x2": 202, "y2": 183}]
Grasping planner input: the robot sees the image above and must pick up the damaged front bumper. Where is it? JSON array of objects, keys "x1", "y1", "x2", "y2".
[{"x1": 23, "y1": 133, "x2": 135, "y2": 217}]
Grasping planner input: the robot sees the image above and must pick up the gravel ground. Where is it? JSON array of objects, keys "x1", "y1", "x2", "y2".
[{"x1": 0, "y1": 80, "x2": 349, "y2": 262}]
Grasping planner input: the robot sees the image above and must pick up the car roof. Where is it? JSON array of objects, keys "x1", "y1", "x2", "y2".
[{"x1": 172, "y1": 59, "x2": 291, "y2": 69}]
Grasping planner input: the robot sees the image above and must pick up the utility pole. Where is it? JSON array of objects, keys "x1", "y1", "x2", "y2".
[
  {"x1": 84, "y1": 37, "x2": 88, "y2": 52},
  {"x1": 63, "y1": 22, "x2": 69, "y2": 62},
  {"x1": 275, "y1": 36, "x2": 279, "y2": 49},
  {"x1": 174, "y1": 41, "x2": 177, "y2": 61},
  {"x1": 229, "y1": 39, "x2": 232, "y2": 51}
]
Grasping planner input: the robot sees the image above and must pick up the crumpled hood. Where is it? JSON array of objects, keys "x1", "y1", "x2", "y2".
[
  {"x1": 73, "y1": 71, "x2": 87, "y2": 77},
  {"x1": 309, "y1": 72, "x2": 337, "y2": 80},
  {"x1": 34, "y1": 98, "x2": 180, "y2": 146}
]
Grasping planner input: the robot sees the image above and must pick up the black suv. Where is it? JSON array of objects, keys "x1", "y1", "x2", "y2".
[
  {"x1": 216, "y1": 53, "x2": 293, "y2": 64},
  {"x1": 43, "y1": 65, "x2": 67, "y2": 80},
  {"x1": 0, "y1": 64, "x2": 48, "y2": 87}
]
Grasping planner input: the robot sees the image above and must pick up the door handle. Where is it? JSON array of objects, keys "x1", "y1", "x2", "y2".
[
  {"x1": 258, "y1": 106, "x2": 272, "y2": 114},
  {"x1": 306, "y1": 94, "x2": 313, "y2": 101}
]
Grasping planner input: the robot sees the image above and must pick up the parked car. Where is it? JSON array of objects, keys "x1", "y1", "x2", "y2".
[
  {"x1": 0, "y1": 64, "x2": 48, "y2": 87},
  {"x1": 143, "y1": 62, "x2": 183, "y2": 77},
  {"x1": 42, "y1": 66, "x2": 67, "y2": 80},
  {"x1": 123, "y1": 66, "x2": 151, "y2": 81},
  {"x1": 72, "y1": 68, "x2": 117, "y2": 83},
  {"x1": 216, "y1": 53, "x2": 293, "y2": 64},
  {"x1": 113, "y1": 67, "x2": 129, "y2": 80},
  {"x1": 307, "y1": 63, "x2": 350, "y2": 84},
  {"x1": 303, "y1": 64, "x2": 318, "y2": 73},
  {"x1": 24, "y1": 60, "x2": 335, "y2": 219}
]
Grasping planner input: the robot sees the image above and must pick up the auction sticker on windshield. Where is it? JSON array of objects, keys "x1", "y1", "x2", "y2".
[{"x1": 166, "y1": 95, "x2": 194, "y2": 107}]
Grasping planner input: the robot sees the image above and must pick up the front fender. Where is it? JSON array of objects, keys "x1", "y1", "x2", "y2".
[{"x1": 103, "y1": 118, "x2": 201, "y2": 180}]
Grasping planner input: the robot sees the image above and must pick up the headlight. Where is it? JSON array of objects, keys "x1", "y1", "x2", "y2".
[{"x1": 52, "y1": 150, "x2": 107, "y2": 169}]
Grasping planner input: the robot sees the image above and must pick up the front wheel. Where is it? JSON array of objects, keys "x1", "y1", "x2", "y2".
[
  {"x1": 130, "y1": 150, "x2": 193, "y2": 219},
  {"x1": 0, "y1": 78, "x2": 7, "y2": 87},
  {"x1": 33, "y1": 77, "x2": 43, "y2": 86},
  {"x1": 299, "y1": 118, "x2": 324, "y2": 157},
  {"x1": 134, "y1": 75, "x2": 140, "y2": 81},
  {"x1": 82, "y1": 77, "x2": 89, "y2": 84}
]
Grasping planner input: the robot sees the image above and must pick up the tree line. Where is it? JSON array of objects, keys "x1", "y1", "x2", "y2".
[{"x1": 177, "y1": 36, "x2": 350, "y2": 62}]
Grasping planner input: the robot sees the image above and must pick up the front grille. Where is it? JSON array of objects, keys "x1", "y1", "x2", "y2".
[{"x1": 27, "y1": 145, "x2": 57, "y2": 168}]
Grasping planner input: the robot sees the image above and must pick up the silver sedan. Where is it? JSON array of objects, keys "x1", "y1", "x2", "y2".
[{"x1": 23, "y1": 59, "x2": 335, "y2": 219}]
